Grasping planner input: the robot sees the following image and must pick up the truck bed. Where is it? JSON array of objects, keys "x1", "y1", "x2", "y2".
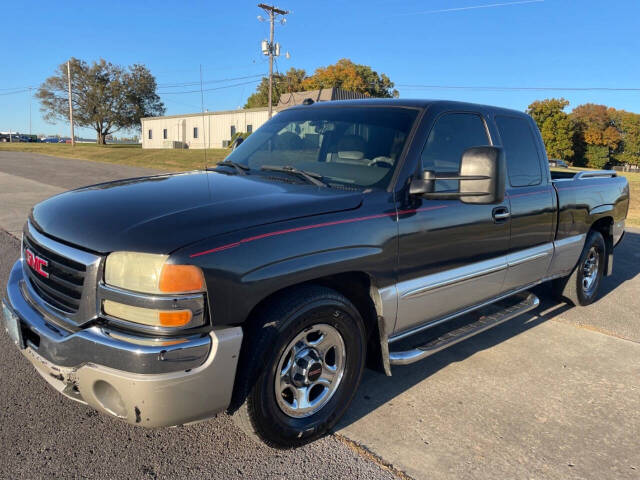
[{"x1": 551, "y1": 170, "x2": 629, "y2": 245}]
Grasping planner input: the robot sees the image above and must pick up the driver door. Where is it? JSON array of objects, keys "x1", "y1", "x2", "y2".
[{"x1": 395, "y1": 111, "x2": 511, "y2": 335}]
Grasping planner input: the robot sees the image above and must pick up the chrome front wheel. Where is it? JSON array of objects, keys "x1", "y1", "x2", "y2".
[{"x1": 275, "y1": 324, "x2": 346, "y2": 418}]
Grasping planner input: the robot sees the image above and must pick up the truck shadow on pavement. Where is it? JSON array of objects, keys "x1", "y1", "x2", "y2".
[{"x1": 337, "y1": 231, "x2": 640, "y2": 431}]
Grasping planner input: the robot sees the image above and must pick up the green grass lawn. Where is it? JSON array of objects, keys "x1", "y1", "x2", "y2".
[
  {"x1": 552, "y1": 166, "x2": 639, "y2": 228},
  {"x1": 0, "y1": 142, "x2": 229, "y2": 172}
]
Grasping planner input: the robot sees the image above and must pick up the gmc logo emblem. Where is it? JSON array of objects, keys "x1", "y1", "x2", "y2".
[{"x1": 25, "y1": 248, "x2": 49, "y2": 278}]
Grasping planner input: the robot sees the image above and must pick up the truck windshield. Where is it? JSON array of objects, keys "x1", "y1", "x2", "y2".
[{"x1": 223, "y1": 106, "x2": 419, "y2": 189}]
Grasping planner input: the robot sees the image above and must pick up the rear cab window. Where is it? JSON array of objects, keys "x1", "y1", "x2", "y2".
[{"x1": 495, "y1": 115, "x2": 542, "y2": 187}]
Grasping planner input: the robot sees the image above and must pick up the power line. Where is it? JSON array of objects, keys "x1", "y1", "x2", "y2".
[
  {"x1": 158, "y1": 79, "x2": 263, "y2": 95},
  {"x1": 158, "y1": 73, "x2": 264, "y2": 88},
  {"x1": 0, "y1": 88, "x2": 31, "y2": 96},
  {"x1": 394, "y1": 0, "x2": 544, "y2": 16},
  {"x1": 397, "y1": 84, "x2": 640, "y2": 92}
]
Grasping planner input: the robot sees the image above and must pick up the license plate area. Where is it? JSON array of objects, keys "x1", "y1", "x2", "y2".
[{"x1": 2, "y1": 300, "x2": 25, "y2": 349}]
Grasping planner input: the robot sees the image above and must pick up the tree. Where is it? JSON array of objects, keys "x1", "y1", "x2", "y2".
[
  {"x1": 244, "y1": 59, "x2": 398, "y2": 108},
  {"x1": 526, "y1": 98, "x2": 575, "y2": 161},
  {"x1": 244, "y1": 68, "x2": 307, "y2": 108},
  {"x1": 610, "y1": 110, "x2": 640, "y2": 166},
  {"x1": 37, "y1": 58, "x2": 165, "y2": 144},
  {"x1": 570, "y1": 103, "x2": 621, "y2": 167},
  {"x1": 302, "y1": 59, "x2": 398, "y2": 98}
]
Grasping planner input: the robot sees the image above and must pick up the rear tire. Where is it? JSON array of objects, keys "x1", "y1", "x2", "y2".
[
  {"x1": 552, "y1": 230, "x2": 606, "y2": 306},
  {"x1": 231, "y1": 285, "x2": 366, "y2": 448}
]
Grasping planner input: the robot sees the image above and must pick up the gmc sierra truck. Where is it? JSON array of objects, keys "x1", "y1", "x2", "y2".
[{"x1": 2, "y1": 100, "x2": 629, "y2": 448}]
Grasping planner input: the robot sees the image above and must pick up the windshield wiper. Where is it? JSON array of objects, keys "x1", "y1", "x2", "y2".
[
  {"x1": 211, "y1": 160, "x2": 250, "y2": 175},
  {"x1": 260, "y1": 165, "x2": 328, "y2": 187}
]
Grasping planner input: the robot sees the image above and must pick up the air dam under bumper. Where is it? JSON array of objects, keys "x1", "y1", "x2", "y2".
[{"x1": 3, "y1": 259, "x2": 243, "y2": 427}]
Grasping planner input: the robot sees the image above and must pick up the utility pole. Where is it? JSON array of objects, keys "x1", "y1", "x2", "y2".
[
  {"x1": 28, "y1": 86, "x2": 32, "y2": 136},
  {"x1": 67, "y1": 60, "x2": 75, "y2": 146},
  {"x1": 258, "y1": 3, "x2": 288, "y2": 119}
]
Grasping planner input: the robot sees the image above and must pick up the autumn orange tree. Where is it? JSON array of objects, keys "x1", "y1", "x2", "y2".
[
  {"x1": 570, "y1": 103, "x2": 621, "y2": 167},
  {"x1": 301, "y1": 59, "x2": 398, "y2": 98},
  {"x1": 244, "y1": 59, "x2": 398, "y2": 108}
]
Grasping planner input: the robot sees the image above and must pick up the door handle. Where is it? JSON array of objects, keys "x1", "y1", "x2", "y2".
[{"x1": 492, "y1": 207, "x2": 510, "y2": 222}]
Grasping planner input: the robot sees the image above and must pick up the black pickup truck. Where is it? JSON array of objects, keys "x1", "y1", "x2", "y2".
[{"x1": 2, "y1": 100, "x2": 629, "y2": 448}]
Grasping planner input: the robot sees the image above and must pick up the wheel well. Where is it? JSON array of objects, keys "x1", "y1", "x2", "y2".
[
  {"x1": 590, "y1": 216, "x2": 614, "y2": 274},
  {"x1": 243, "y1": 272, "x2": 386, "y2": 374}
]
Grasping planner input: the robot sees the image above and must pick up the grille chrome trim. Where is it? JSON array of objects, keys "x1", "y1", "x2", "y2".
[{"x1": 22, "y1": 222, "x2": 102, "y2": 328}]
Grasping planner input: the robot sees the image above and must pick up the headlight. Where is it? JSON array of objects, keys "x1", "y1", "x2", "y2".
[
  {"x1": 105, "y1": 252, "x2": 204, "y2": 294},
  {"x1": 103, "y1": 252, "x2": 206, "y2": 330}
]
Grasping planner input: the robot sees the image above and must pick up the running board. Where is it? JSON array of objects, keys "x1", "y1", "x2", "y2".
[{"x1": 389, "y1": 292, "x2": 540, "y2": 366}]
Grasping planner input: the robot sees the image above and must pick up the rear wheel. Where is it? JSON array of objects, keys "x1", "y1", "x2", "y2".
[
  {"x1": 232, "y1": 285, "x2": 366, "y2": 448},
  {"x1": 552, "y1": 230, "x2": 606, "y2": 306}
]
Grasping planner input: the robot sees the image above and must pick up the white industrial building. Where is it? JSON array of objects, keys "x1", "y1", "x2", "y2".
[
  {"x1": 141, "y1": 107, "x2": 270, "y2": 149},
  {"x1": 140, "y1": 88, "x2": 367, "y2": 149}
]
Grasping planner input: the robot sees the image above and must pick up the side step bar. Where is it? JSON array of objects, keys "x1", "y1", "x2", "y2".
[{"x1": 389, "y1": 292, "x2": 540, "y2": 366}]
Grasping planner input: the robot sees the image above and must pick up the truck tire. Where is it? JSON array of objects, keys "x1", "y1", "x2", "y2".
[
  {"x1": 552, "y1": 230, "x2": 606, "y2": 306},
  {"x1": 231, "y1": 285, "x2": 367, "y2": 448}
]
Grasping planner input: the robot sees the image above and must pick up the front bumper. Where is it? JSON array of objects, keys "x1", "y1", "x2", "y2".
[{"x1": 3, "y1": 259, "x2": 243, "y2": 427}]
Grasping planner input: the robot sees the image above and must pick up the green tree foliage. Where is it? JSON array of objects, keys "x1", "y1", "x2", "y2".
[
  {"x1": 244, "y1": 68, "x2": 307, "y2": 108},
  {"x1": 37, "y1": 58, "x2": 165, "y2": 144},
  {"x1": 585, "y1": 145, "x2": 610, "y2": 169},
  {"x1": 526, "y1": 98, "x2": 575, "y2": 161},
  {"x1": 526, "y1": 99, "x2": 640, "y2": 168},
  {"x1": 244, "y1": 59, "x2": 398, "y2": 108},
  {"x1": 610, "y1": 110, "x2": 640, "y2": 166}
]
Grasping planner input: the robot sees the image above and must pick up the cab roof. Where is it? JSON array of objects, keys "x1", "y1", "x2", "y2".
[{"x1": 287, "y1": 98, "x2": 528, "y2": 118}]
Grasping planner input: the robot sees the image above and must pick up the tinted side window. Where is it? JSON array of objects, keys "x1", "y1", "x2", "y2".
[
  {"x1": 495, "y1": 115, "x2": 542, "y2": 187},
  {"x1": 421, "y1": 113, "x2": 489, "y2": 191}
]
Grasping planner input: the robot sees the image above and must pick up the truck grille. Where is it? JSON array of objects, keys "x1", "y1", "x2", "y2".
[
  {"x1": 23, "y1": 234, "x2": 86, "y2": 314},
  {"x1": 22, "y1": 222, "x2": 102, "y2": 326}
]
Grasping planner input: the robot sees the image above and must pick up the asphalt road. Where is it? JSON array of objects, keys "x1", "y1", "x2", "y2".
[{"x1": 1, "y1": 152, "x2": 639, "y2": 479}]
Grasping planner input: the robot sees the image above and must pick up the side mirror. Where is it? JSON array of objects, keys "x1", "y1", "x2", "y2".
[
  {"x1": 410, "y1": 146, "x2": 505, "y2": 205},
  {"x1": 459, "y1": 146, "x2": 506, "y2": 204}
]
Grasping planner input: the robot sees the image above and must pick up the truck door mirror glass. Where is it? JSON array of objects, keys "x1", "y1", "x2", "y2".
[
  {"x1": 458, "y1": 146, "x2": 506, "y2": 204},
  {"x1": 410, "y1": 146, "x2": 505, "y2": 205}
]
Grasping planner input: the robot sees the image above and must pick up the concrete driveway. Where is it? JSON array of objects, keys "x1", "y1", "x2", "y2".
[{"x1": 1, "y1": 152, "x2": 638, "y2": 479}]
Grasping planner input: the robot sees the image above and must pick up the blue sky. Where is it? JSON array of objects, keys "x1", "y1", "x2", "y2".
[{"x1": 1, "y1": 0, "x2": 639, "y2": 138}]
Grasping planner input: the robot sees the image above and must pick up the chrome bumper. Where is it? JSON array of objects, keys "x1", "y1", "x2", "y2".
[{"x1": 3, "y1": 259, "x2": 243, "y2": 427}]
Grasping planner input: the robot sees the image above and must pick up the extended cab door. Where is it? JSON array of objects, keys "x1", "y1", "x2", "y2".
[
  {"x1": 394, "y1": 111, "x2": 510, "y2": 335},
  {"x1": 493, "y1": 114, "x2": 556, "y2": 290}
]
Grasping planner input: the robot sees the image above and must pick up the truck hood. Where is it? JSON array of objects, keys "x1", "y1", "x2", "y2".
[{"x1": 30, "y1": 171, "x2": 363, "y2": 254}]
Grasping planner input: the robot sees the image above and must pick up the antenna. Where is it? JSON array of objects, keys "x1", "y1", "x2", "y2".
[{"x1": 200, "y1": 64, "x2": 208, "y2": 168}]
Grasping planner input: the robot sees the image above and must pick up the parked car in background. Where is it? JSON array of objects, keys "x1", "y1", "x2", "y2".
[
  {"x1": 549, "y1": 159, "x2": 569, "y2": 168},
  {"x1": 41, "y1": 137, "x2": 60, "y2": 143}
]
